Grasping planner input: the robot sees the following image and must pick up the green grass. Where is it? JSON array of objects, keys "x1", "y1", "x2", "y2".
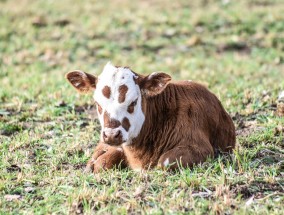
[{"x1": 1, "y1": 0, "x2": 284, "y2": 214}]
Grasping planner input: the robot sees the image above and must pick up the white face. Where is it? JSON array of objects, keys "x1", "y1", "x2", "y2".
[{"x1": 94, "y1": 63, "x2": 145, "y2": 145}]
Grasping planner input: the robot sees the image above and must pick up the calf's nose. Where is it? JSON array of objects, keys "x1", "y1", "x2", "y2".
[{"x1": 103, "y1": 130, "x2": 122, "y2": 145}]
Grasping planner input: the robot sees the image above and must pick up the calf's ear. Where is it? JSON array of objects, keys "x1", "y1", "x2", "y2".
[
  {"x1": 139, "y1": 72, "x2": 171, "y2": 97},
  {"x1": 65, "y1": 70, "x2": 97, "y2": 93}
]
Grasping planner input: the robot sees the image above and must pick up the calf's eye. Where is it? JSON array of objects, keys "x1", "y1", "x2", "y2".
[
  {"x1": 127, "y1": 99, "x2": 137, "y2": 114},
  {"x1": 130, "y1": 100, "x2": 137, "y2": 107}
]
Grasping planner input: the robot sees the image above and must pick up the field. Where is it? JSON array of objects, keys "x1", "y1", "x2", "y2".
[{"x1": 1, "y1": 0, "x2": 284, "y2": 214}]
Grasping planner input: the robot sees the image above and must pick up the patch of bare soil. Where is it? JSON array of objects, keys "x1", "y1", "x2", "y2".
[
  {"x1": 274, "y1": 125, "x2": 284, "y2": 136},
  {"x1": 231, "y1": 181, "x2": 283, "y2": 199},
  {"x1": 254, "y1": 148, "x2": 284, "y2": 167},
  {"x1": 0, "y1": 123, "x2": 23, "y2": 136},
  {"x1": 6, "y1": 164, "x2": 22, "y2": 172},
  {"x1": 32, "y1": 16, "x2": 47, "y2": 27},
  {"x1": 56, "y1": 101, "x2": 98, "y2": 119},
  {"x1": 0, "y1": 107, "x2": 19, "y2": 117},
  {"x1": 54, "y1": 18, "x2": 70, "y2": 27},
  {"x1": 248, "y1": 0, "x2": 277, "y2": 7},
  {"x1": 74, "y1": 104, "x2": 98, "y2": 119},
  {"x1": 232, "y1": 112, "x2": 264, "y2": 138},
  {"x1": 217, "y1": 42, "x2": 251, "y2": 54}
]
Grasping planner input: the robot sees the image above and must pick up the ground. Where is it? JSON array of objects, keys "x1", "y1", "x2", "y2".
[{"x1": 0, "y1": 0, "x2": 284, "y2": 214}]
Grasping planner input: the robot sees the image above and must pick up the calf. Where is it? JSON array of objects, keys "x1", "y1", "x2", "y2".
[{"x1": 66, "y1": 63, "x2": 236, "y2": 172}]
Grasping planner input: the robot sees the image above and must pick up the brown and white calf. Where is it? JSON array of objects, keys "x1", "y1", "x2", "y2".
[{"x1": 66, "y1": 63, "x2": 236, "y2": 172}]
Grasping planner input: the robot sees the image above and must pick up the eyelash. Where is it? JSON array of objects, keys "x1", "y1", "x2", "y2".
[{"x1": 129, "y1": 99, "x2": 137, "y2": 107}]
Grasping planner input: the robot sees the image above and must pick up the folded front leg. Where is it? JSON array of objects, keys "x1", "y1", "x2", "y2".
[{"x1": 85, "y1": 142, "x2": 127, "y2": 173}]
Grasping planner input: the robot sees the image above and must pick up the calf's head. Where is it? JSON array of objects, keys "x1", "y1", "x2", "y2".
[{"x1": 66, "y1": 63, "x2": 171, "y2": 146}]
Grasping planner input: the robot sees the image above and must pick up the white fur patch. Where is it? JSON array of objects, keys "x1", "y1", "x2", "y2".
[
  {"x1": 163, "y1": 158, "x2": 170, "y2": 167},
  {"x1": 116, "y1": 147, "x2": 123, "y2": 152},
  {"x1": 148, "y1": 72, "x2": 157, "y2": 79},
  {"x1": 94, "y1": 62, "x2": 145, "y2": 144}
]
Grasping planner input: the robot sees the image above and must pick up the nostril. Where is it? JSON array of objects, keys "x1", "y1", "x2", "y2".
[{"x1": 114, "y1": 130, "x2": 121, "y2": 139}]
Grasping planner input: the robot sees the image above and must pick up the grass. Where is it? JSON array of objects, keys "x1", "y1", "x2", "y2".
[{"x1": 0, "y1": 0, "x2": 284, "y2": 214}]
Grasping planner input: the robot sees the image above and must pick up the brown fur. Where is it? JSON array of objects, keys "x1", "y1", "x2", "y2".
[
  {"x1": 102, "y1": 86, "x2": 111, "y2": 99},
  {"x1": 65, "y1": 70, "x2": 97, "y2": 93},
  {"x1": 139, "y1": 73, "x2": 171, "y2": 96},
  {"x1": 85, "y1": 143, "x2": 126, "y2": 173},
  {"x1": 122, "y1": 117, "x2": 131, "y2": 131},
  {"x1": 118, "y1": 85, "x2": 128, "y2": 103}
]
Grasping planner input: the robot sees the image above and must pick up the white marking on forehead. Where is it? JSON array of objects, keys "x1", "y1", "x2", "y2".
[
  {"x1": 96, "y1": 63, "x2": 138, "y2": 102},
  {"x1": 95, "y1": 63, "x2": 139, "y2": 106},
  {"x1": 98, "y1": 62, "x2": 135, "y2": 87}
]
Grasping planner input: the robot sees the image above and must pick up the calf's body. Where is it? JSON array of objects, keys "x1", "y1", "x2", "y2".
[
  {"x1": 66, "y1": 63, "x2": 235, "y2": 172},
  {"x1": 123, "y1": 81, "x2": 235, "y2": 170}
]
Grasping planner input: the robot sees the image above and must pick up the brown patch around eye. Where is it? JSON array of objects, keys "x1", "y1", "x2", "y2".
[
  {"x1": 96, "y1": 102, "x2": 102, "y2": 114},
  {"x1": 102, "y1": 86, "x2": 111, "y2": 99},
  {"x1": 127, "y1": 99, "x2": 137, "y2": 114},
  {"x1": 118, "y1": 85, "x2": 128, "y2": 103},
  {"x1": 122, "y1": 117, "x2": 131, "y2": 131}
]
